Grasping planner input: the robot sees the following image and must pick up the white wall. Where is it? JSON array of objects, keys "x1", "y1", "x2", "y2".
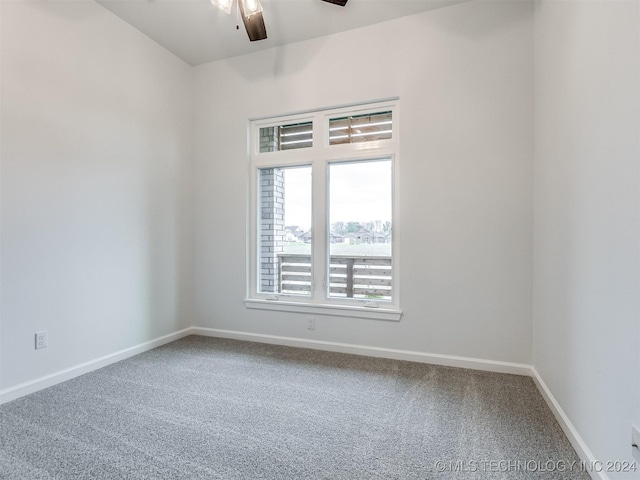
[
  {"x1": 193, "y1": 0, "x2": 534, "y2": 364},
  {"x1": 533, "y1": 0, "x2": 640, "y2": 476},
  {"x1": 0, "y1": 0, "x2": 193, "y2": 389}
]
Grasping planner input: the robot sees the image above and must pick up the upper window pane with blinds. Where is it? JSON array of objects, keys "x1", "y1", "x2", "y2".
[
  {"x1": 329, "y1": 111, "x2": 392, "y2": 145},
  {"x1": 259, "y1": 122, "x2": 313, "y2": 153}
]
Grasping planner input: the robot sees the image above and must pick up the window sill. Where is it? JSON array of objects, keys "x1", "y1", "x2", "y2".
[{"x1": 244, "y1": 298, "x2": 402, "y2": 322}]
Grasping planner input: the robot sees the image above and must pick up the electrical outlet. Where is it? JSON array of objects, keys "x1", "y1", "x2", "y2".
[
  {"x1": 35, "y1": 331, "x2": 48, "y2": 350},
  {"x1": 632, "y1": 425, "x2": 640, "y2": 461},
  {"x1": 307, "y1": 317, "x2": 315, "y2": 330}
]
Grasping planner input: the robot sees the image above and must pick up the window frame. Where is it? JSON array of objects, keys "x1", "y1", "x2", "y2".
[{"x1": 246, "y1": 99, "x2": 401, "y2": 321}]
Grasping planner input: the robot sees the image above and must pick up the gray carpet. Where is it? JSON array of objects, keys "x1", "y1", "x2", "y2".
[{"x1": 1, "y1": 335, "x2": 589, "y2": 479}]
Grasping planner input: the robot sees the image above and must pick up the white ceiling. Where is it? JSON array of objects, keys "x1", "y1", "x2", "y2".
[{"x1": 96, "y1": 0, "x2": 471, "y2": 66}]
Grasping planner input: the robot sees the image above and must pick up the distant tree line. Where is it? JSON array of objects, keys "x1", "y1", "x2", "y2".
[{"x1": 331, "y1": 220, "x2": 391, "y2": 235}]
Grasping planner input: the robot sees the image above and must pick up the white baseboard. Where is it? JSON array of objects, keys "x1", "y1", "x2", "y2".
[
  {"x1": 0, "y1": 328, "x2": 193, "y2": 405},
  {"x1": 531, "y1": 367, "x2": 607, "y2": 480},
  {"x1": 0, "y1": 326, "x2": 530, "y2": 404},
  {"x1": 191, "y1": 327, "x2": 532, "y2": 376}
]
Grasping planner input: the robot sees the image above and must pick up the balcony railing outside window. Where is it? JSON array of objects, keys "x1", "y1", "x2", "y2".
[{"x1": 278, "y1": 254, "x2": 392, "y2": 301}]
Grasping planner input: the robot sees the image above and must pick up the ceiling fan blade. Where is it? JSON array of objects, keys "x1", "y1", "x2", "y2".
[
  {"x1": 239, "y1": 1, "x2": 267, "y2": 41},
  {"x1": 321, "y1": 0, "x2": 348, "y2": 6}
]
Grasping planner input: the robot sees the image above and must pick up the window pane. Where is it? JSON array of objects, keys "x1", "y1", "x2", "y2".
[
  {"x1": 329, "y1": 111, "x2": 392, "y2": 145},
  {"x1": 258, "y1": 166, "x2": 312, "y2": 296},
  {"x1": 259, "y1": 121, "x2": 313, "y2": 152},
  {"x1": 328, "y1": 159, "x2": 392, "y2": 301}
]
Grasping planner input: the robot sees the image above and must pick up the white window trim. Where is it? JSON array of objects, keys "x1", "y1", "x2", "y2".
[{"x1": 246, "y1": 98, "x2": 401, "y2": 322}]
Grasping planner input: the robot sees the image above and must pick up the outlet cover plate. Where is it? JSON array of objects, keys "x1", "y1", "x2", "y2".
[{"x1": 35, "y1": 331, "x2": 48, "y2": 350}]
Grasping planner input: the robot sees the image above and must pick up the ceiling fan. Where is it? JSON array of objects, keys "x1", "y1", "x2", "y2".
[{"x1": 211, "y1": 0, "x2": 348, "y2": 42}]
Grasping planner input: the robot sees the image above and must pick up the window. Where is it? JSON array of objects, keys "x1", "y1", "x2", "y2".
[
  {"x1": 329, "y1": 111, "x2": 392, "y2": 145},
  {"x1": 247, "y1": 100, "x2": 400, "y2": 321},
  {"x1": 258, "y1": 165, "x2": 312, "y2": 295},
  {"x1": 328, "y1": 159, "x2": 392, "y2": 301},
  {"x1": 259, "y1": 121, "x2": 313, "y2": 152}
]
